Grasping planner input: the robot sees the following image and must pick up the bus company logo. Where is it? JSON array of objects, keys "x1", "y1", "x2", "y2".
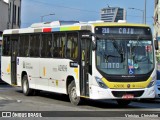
[
  {"x1": 58, "y1": 65, "x2": 67, "y2": 72},
  {"x1": 132, "y1": 84, "x2": 136, "y2": 88},
  {"x1": 127, "y1": 84, "x2": 131, "y2": 88},
  {"x1": 1, "y1": 112, "x2": 43, "y2": 118},
  {"x1": 2, "y1": 112, "x2": 11, "y2": 117}
]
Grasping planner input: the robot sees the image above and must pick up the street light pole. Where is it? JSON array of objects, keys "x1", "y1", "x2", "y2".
[
  {"x1": 129, "y1": 8, "x2": 144, "y2": 24},
  {"x1": 144, "y1": 0, "x2": 146, "y2": 24},
  {"x1": 41, "y1": 13, "x2": 55, "y2": 22}
]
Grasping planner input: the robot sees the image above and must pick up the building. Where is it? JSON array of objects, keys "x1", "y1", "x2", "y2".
[
  {"x1": 154, "y1": 0, "x2": 160, "y2": 61},
  {"x1": 0, "y1": 0, "x2": 8, "y2": 37},
  {"x1": 0, "y1": 0, "x2": 21, "y2": 37},
  {"x1": 154, "y1": 0, "x2": 160, "y2": 51},
  {"x1": 154, "y1": 0, "x2": 160, "y2": 40},
  {"x1": 8, "y1": 0, "x2": 21, "y2": 29},
  {"x1": 100, "y1": 7, "x2": 126, "y2": 22},
  {"x1": 0, "y1": 0, "x2": 21, "y2": 82}
]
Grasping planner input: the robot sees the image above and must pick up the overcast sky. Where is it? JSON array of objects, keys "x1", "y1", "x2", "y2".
[{"x1": 21, "y1": 0, "x2": 154, "y2": 28}]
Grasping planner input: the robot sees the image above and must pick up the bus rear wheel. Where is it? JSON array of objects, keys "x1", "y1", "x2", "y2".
[
  {"x1": 22, "y1": 75, "x2": 33, "y2": 96},
  {"x1": 68, "y1": 81, "x2": 81, "y2": 105},
  {"x1": 117, "y1": 100, "x2": 131, "y2": 107}
]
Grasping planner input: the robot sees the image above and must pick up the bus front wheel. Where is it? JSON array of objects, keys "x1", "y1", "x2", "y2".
[
  {"x1": 22, "y1": 75, "x2": 33, "y2": 96},
  {"x1": 68, "y1": 81, "x2": 81, "y2": 105}
]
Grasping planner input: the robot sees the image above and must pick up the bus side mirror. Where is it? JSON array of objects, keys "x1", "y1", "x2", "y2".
[
  {"x1": 92, "y1": 41, "x2": 97, "y2": 50},
  {"x1": 154, "y1": 40, "x2": 159, "y2": 50}
]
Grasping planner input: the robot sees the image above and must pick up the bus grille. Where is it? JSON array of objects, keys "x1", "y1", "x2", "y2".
[{"x1": 112, "y1": 90, "x2": 144, "y2": 98}]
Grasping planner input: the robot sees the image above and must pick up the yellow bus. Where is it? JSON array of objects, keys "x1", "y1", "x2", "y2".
[{"x1": 1, "y1": 20, "x2": 158, "y2": 106}]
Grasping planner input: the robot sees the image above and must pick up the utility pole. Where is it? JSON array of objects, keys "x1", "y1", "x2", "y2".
[{"x1": 144, "y1": 0, "x2": 146, "y2": 24}]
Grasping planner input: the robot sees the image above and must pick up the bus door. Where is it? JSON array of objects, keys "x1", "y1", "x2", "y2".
[
  {"x1": 80, "y1": 38, "x2": 92, "y2": 97},
  {"x1": 11, "y1": 37, "x2": 18, "y2": 85}
]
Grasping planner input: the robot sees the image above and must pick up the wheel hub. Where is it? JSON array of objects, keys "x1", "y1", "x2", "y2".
[
  {"x1": 71, "y1": 87, "x2": 77, "y2": 101},
  {"x1": 23, "y1": 80, "x2": 27, "y2": 93}
]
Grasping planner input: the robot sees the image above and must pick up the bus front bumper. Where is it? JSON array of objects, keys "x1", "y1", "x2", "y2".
[{"x1": 89, "y1": 85, "x2": 155, "y2": 100}]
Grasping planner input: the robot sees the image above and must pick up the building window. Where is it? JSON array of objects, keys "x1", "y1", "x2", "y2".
[
  {"x1": 18, "y1": 7, "x2": 20, "y2": 27},
  {"x1": 15, "y1": 5, "x2": 16, "y2": 24},
  {"x1": 9, "y1": 2, "x2": 11, "y2": 23},
  {"x1": 12, "y1": 3, "x2": 14, "y2": 24},
  {"x1": 156, "y1": 0, "x2": 158, "y2": 4}
]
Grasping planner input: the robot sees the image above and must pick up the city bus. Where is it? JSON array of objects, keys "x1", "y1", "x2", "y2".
[{"x1": 1, "y1": 20, "x2": 158, "y2": 106}]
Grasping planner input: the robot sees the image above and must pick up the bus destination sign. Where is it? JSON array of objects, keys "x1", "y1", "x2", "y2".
[{"x1": 95, "y1": 27, "x2": 151, "y2": 35}]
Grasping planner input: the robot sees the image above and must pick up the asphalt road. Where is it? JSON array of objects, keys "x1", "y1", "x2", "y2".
[{"x1": 0, "y1": 83, "x2": 160, "y2": 120}]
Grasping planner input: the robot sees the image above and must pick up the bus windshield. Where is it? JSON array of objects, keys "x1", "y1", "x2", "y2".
[{"x1": 95, "y1": 27, "x2": 154, "y2": 75}]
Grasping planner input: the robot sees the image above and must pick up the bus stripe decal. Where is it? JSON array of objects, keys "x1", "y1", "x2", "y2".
[
  {"x1": 60, "y1": 26, "x2": 80, "y2": 31},
  {"x1": 12, "y1": 30, "x2": 19, "y2": 34},
  {"x1": 43, "y1": 67, "x2": 46, "y2": 76},
  {"x1": 74, "y1": 68, "x2": 78, "y2": 79},
  {"x1": 43, "y1": 28, "x2": 52, "y2": 32},
  {"x1": 34, "y1": 29, "x2": 42, "y2": 33},
  {"x1": 102, "y1": 77, "x2": 152, "y2": 89},
  {"x1": 7, "y1": 64, "x2": 10, "y2": 73},
  {"x1": 52, "y1": 27, "x2": 60, "y2": 32}
]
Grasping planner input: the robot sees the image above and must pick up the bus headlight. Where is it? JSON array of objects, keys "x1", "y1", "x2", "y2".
[
  {"x1": 95, "y1": 76, "x2": 108, "y2": 89},
  {"x1": 147, "y1": 76, "x2": 156, "y2": 88}
]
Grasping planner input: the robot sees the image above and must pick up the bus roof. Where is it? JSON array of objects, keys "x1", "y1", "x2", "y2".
[
  {"x1": 91, "y1": 22, "x2": 149, "y2": 27},
  {"x1": 3, "y1": 20, "x2": 150, "y2": 35}
]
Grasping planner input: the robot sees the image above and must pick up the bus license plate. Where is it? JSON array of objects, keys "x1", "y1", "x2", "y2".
[{"x1": 122, "y1": 94, "x2": 134, "y2": 99}]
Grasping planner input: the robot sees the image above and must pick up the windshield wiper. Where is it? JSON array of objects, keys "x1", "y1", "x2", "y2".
[
  {"x1": 93, "y1": 34, "x2": 127, "y2": 63},
  {"x1": 131, "y1": 35, "x2": 142, "y2": 63},
  {"x1": 104, "y1": 54, "x2": 121, "y2": 62},
  {"x1": 109, "y1": 35, "x2": 125, "y2": 63}
]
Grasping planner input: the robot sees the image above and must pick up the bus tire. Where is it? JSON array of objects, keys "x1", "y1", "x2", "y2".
[
  {"x1": 68, "y1": 81, "x2": 81, "y2": 105},
  {"x1": 117, "y1": 100, "x2": 131, "y2": 107},
  {"x1": 22, "y1": 75, "x2": 33, "y2": 96}
]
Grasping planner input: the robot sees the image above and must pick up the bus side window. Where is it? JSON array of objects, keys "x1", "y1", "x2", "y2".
[
  {"x1": 41, "y1": 34, "x2": 52, "y2": 58},
  {"x1": 53, "y1": 34, "x2": 60, "y2": 57},
  {"x1": 29, "y1": 35, "x2": 34, "y2": 56},
  {"x1": 19, "y1": 35, "x2": 29, "y2": 57},
  {"x1": 53, "y1": 33, "x2": 66, "y2": 58},
  {"x1": 66, "y1": 33, "x2": 78, "y2": 59},
  {"x1": 60, "y1": 34, "x2": 66, "y2": 58},
  {"x1": 73, "y1": 37, "x2": 78, "y2": 58},
  {"x1": 3, "y1": 36, "x2": 11, "y2": 56},
  {"x1": 30, "y1": 35, "x2": 40, "y2": 57}
]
